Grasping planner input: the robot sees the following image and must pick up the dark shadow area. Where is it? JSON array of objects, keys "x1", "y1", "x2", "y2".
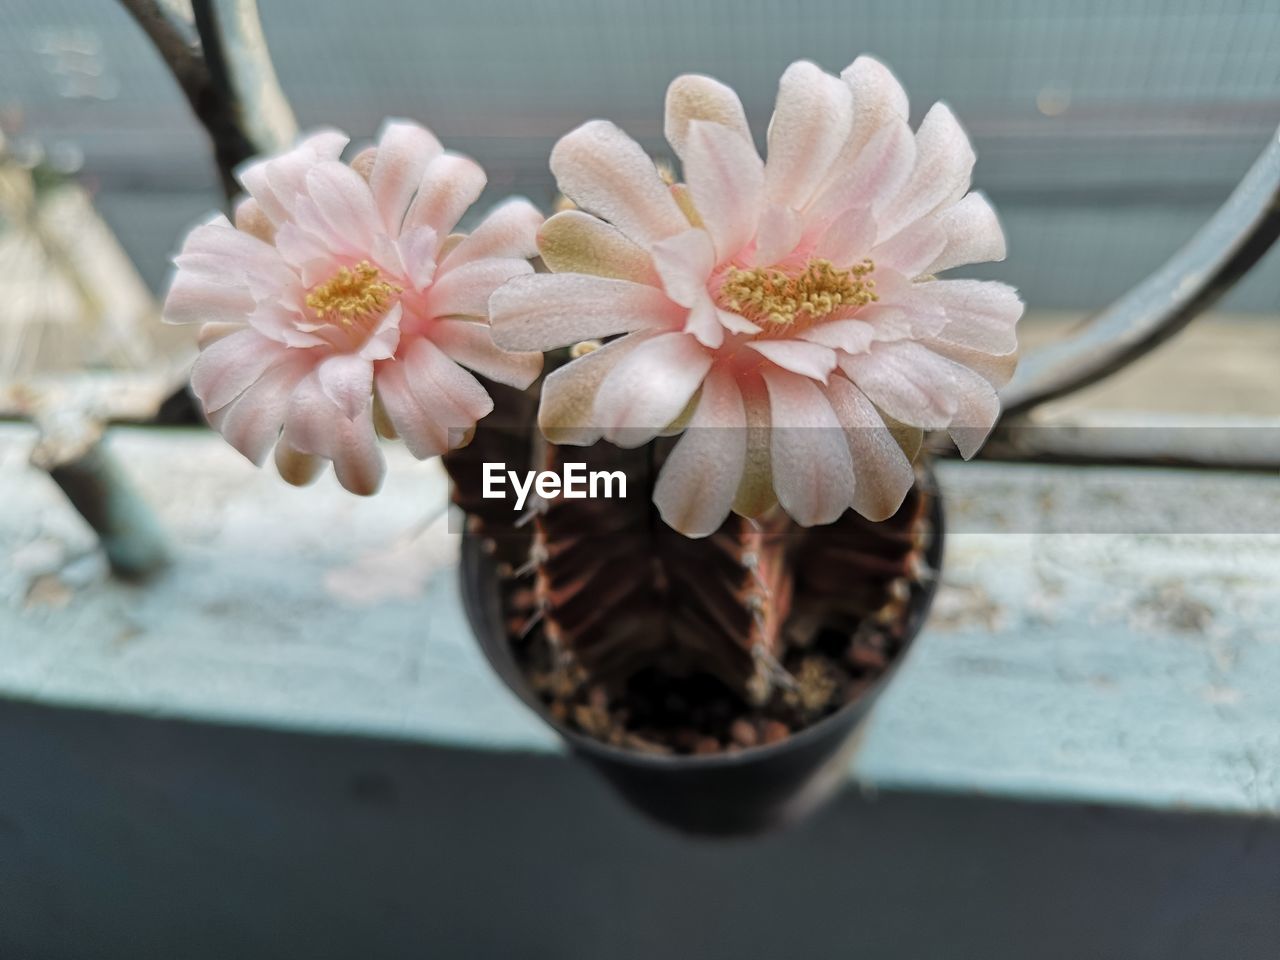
[{"x1": 1, "y1": 697, "x2": 1276, "y2": 959}]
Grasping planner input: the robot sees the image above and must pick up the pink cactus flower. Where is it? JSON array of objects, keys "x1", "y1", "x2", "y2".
[
  {"x1": 491, "y1": 57, "x2": 1022, "y2": 536},
  {"x1": 165, "y1": 121, "x2": 543, "y2": 495}
]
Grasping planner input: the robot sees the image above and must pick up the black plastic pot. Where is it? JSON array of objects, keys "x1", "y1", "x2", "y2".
[{"x1": 461, "y1": 489, "x2": 944, "y2": 838}]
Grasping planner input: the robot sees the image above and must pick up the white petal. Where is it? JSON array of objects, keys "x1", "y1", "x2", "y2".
[
  {"x1": 402, "y1": 337, "x2": 494, "y2": 426},
  {"x1": 430, "y1": 318, "x2": 542, "y2": 389},
  {"x1": 370, "y1": 120, "x2": 443, "y2": 233},
  {"x1": 210, "y1": 354, "x2": 313, "y2": 466},
  {"x1": 682, "y1": 120, "x2": 764, "y2": 261},
  {"x1": 760, "y1": 366, "x2": 855, "y2": 525},
  {"x1": 746, "y1": 340, "x2": 837, "y2": 381},
  {"x1": 304, "y1": 162, "x2": 384, "y2": 251},
  {"x1": 549, "y1": 120, "x2": 687, "y2": 245},
  {"x1": 317, "y1": 352, "x2": 374, "y2": 420},
  {"x1": 490, "y1": 273, "x2": 682, "y2": 352},
  {"x1": 402, "y1": 153, "x2": 487, "y2": 238},
  {"x1": 654, "y1": 365, "x2": 747, "y2": 537},
  {"x1": 536, "y1": 209, "x2": 658, "y2": 284},
  {"x1": 798, "y1": 319, "x2": 876, "y2": 354},
  {"x1": 537, "y1": 333, "x2": 654, "y2": 445},
  {"x1": 948, "y1": 367, "x2": 1001, "y2": 459},
  {"x1": 594, "y1": 332, "x2": 712, "y2": 447},
  {"x1": 665, "y1": 73, "x2": 753, "y2": 160},
  {"x1": 190, "y1": 328, "x2": 289, "y2": 413},
  {"x1": 824, "y1": 376, "x2": 915, "y2": 521},
  {"x1": 877, "y1": 102, "x2": 975, "y2": 239},
  {"x1": 924, "y1": 279, "x2": 1023, "y2": 355},
  {"x1": 839, "y1": 341, "x2": 962, "y2": 429},
  {"x1": 374, "y1": 362, "x2": 450, "y2": 459},
  {"x1": 440, "y1": 198, "x2": 542, "y2": 269},
  {"x1": 427, "y1": 257, "x2": 534, "y2": 319},
  {"x1": 683, "y1": 295, "x2": 725, "y2": 349},
  {"x1": 924, "y1": 191, "x2": 1007, "y2": 275},
  {"x1": 870, "y1": 217, "x2": 948, "y2": 277},
  {"x1": 765, "y1": 61, "x2": 854, "y2": 212},
  {"x1": 283, "y1": 372, "x2": 385, "y2": 496},
  {"x1": 814, "y1": 206, "x2": 875, "y2": 267},
  {"x1": 650, "y1": 228, "x2": 716, "y2": 308},
  {"x1": 808, "y1": 119, "x2": 915, "y2": 230},
  {"x1": 839, "y1": 56, "x2": 910, "y2": 163},
  {"x1": 752, "y1": 204, "x2": 803, "y2": 266}
]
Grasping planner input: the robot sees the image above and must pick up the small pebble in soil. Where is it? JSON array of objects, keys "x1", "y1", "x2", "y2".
[
  {"x1": 730, "y1": 718, "x2": 759, "y2": 748},
  {"x1": 761, "y1": 720, "x2": 790, "y2": 745}
]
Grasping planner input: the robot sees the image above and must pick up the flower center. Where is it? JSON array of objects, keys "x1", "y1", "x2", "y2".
[
  {"x1": 716, "y1": 258, "x2": 877, "y2": 333},
  {"x1": 306, "y1": 261, "x2": 400, "y2": 330}
]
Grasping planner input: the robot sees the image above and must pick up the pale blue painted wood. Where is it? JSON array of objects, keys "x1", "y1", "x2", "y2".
[{"x1": 2, "y1": 424, "x2": 1278, "y2": 816}]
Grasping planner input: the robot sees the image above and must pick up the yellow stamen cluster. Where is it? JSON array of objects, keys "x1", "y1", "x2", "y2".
[
  {"x1": 718, "y1": 258, "x2": 877, "y2": 332},
  {"x1": 305, "y1": 261, "x2": 400, "y2": 328}
]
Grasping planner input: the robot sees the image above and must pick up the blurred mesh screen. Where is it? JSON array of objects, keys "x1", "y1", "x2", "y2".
[{"x1": 2, "y1": 0, "x2": 1278, "y2": 311}]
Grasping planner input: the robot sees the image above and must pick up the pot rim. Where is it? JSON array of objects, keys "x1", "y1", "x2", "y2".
[{"x1": 462, "y1": 475, "x2": 945, "y2": 772}]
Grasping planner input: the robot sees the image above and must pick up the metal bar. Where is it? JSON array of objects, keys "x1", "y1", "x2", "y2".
[
  {"x1": 999, "y1": 125, "x2": 1280, "y2": 418},
  {"x1": 119, "y1": 0, "x2": 296, "y2": 203},
  {"x1": 28, "y1": 416, "x2": 169, "y2": 581}
]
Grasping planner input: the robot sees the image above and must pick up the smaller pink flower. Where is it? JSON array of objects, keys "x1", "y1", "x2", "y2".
[{"x1": 165, "y1": 120, "x2": 543, "y2": 494}]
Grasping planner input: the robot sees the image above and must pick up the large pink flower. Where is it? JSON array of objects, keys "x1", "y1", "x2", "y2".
[
  {"x1": 165, "y1": 121, "x2": 543, "y2": 494},
  {"x1": 491, "y1": 57, "x2": 1021, "y2": 536}
]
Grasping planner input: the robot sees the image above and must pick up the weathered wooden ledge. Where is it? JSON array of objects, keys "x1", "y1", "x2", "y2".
[{"x1": 3, "y1": 422, "x2": 1278, "y2": 818}]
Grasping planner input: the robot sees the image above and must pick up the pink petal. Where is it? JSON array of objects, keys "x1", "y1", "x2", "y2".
[
  {"x1": 373, "y1": 362, "x2": 451, "y2": 459},
  {"x1": 358, "y1": 301, "x2": 403, "y2": 361},
  {"x1": 429, "y1": 318, "x2": 543, "y2": 389},
  {"x1": 402, "y1": 337, "x2": 494, "y2": 425},
  {"x1": 682, "y1": 120, "x2": 764, "y2": 261},
  {"x1": 824, "y1": 375, "x2": 915, "y2": 521},
  {"x1": 814, "y1": 205, "x2": 875, "y2": 267},
  {"x1": 427, "y1": 257, "x2": 534, "y2": 319},
  {"x1": 808, "y1": 120, "x2": 915, "y2": 230},
  {"x1": 752, "y1": 204, "x2": 803, "y2": 267},
  {"x1": 237, "y1": 129, "x2": 349, "y2": 223},
  {"x1": 190, "y1": 327, "x2": 290, "y2": 413},
  {"x1": 764, "y1": 61, "x2": 854, "y2": 212},
  {"x1": 870, "y1": 216, "x2": 948, "y2": 277},
  {"x1": 440, "y1": 198, "x2": 542, "y2": 269},
  {"x1": 304, "y1": 162, "x2": 384, "y2": 252},
  {"x1": 654, "y1": 365, "x2": 747, "y2": 537},
  {"x1": 536, "y1": 209, "x2": 659, "y2": 284},
  {"x1": 760, "y1": 366, "x2": 855, "y2": 525},
  {"x1": 650, "y1": 228, "x2": 716, "y2": 308},
  {"x1": 920, "y1": 337, "x2": 1019, "y2": 390},
  {"x1": 274, "y1": 442, "x2": 324, "y2": 487},
  {"x1": 948, "y1": 367, "x2": 1001, "y2": 459},
  {"x1": 283, "y1": 372, "x2": 385, "y2": 496},
  {"x1": 370, "y1": 120, "x2": 443, "y2": 233},
  {"x1": 401, "y1": 153, "x2": 487, "y2": 238},
  {"x1": 746, "y1": 340, "x2": 837, "y2": 381},
  {"x1": 398, "y1": 225, "x2": 439, "y2": 291},
  {"x1": 317, "y1": 352, "x2": 374, "y2": 420},
  {"x1": 537, "y1": 333, "x2": 654, "y2": 445},
  {"x1": 210, "y1": 355, "x2": 313, "y2": 466},
  {"x1": 798, "y1": 318, "x2": 876, "y2": 354},
  {"x1": 164, "y1": 271, "x2": 255, "y2": 326},
  {"x1": 549, "y1": 120, "x2": 687, "y2": 245},
  {"x1": 683, "y1": 296, "x2": 725, "y2": 349},
  {"x1": 877, "y1": 103, "x2": 975, "y2": 240},
  {"x1": 664, "y1": 73, "x2": 753, "y2": 160},
  {"x1": 838, "y1": 56, "x2": 910, "y2": 164},
  {"x1": 924, "y1": 191, "x2": 1007, "y2": 274},
  {"x1": 594, "y1": 331, "x2": 712, "y2": 447},
  {"x1": 924, "y1": 279, "x2": 1023, "y2": 355},
  {"x1": 490, "y1": 273, "x2": 683, "y2": 352},
  {"x1": 839, "y1": 341, "x2": 961, "y2": 429}
]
